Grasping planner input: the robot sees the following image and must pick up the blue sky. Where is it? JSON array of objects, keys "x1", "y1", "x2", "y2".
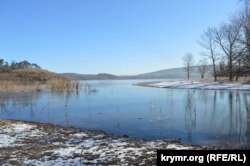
[{"x1": 0, "y1": 0, "x2": 242, "y2": 75}]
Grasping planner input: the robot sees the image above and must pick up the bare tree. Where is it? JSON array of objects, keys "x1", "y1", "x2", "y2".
[
  {"x1": 243, "y1": 0, "x2": 250, "y2": 52},
  {"x1": 235, "y1": 55, "x2": 244, "y2": 81},
  {"x1": 237, "y1": 0, "x2": 250, "y2": 72},
  {"x1": 213, "y1": 21, "x2": 245, "y2": 81},
  {"x1": 217, "y1": 58, "x2": 227, "y2": 76},
  {"x1": 198, "y1": 0, "x2": 249, "y2": 81},
  {"x1": 199, "y1": 27, "x2": 218, "y2": 81},
  {"x1": 182, "y1": 53, "x2": 194, "y2": 80},
  {"x1": 198, "y1": 58, "x2": 209, "y2": 79}
]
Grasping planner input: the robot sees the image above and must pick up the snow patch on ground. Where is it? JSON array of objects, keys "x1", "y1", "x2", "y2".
[
  {"x1": 0, "y1": 120, "x2": 204, "y2": 165},
  {"x1": 0, "y1": 123, "x2": 46, "y2": 148},
  {"x1": 0, "y1": 135, "x2": 15, "y2": 148},
  {"x1": 166, "y1": 144, "x2": 192, "y2": 150},
  {"x1": 2, "y1": 124, "x2": 33, "y2": 133},
  {"x1": 149, "y1": 81, "x2": 250, "y2": 91},
  {"x1": 53, "y1": 147, "x2": 80, "y2": 157}
]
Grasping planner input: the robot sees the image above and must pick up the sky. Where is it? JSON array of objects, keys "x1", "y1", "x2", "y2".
[{"x1": 0, "y1": 0, "x2": 243, "y2": 75}]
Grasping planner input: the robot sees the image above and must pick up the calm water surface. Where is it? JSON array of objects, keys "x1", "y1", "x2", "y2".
[{"x1": 0, "y1": 80, "x2": 249, "y2": 148}]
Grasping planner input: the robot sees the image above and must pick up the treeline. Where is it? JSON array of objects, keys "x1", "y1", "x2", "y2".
[
  {"x1": 198, "y1": 0, "x2": 250, "y2": 81},
  {"x1": 0, "y1": 59, "x2": 41, "y2": 73},
  {"x1": 183, "y1": 0, "x2": 250, "y2": 81}
]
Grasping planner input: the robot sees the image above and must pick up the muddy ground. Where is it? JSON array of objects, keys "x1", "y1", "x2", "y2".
[{"x1": 0, "y1": 120, "x2": 213, "y2": 165}]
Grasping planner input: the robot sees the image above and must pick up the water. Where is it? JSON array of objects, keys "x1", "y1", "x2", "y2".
[{"x1": 0, "y1": 79, "x2": 249, "y2": 148}]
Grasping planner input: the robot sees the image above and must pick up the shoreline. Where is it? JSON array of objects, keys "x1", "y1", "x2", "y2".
[
  {"x1": 136, "y1": 80, "x2": 250, "y2": 91},
  {"x1": 0, "y1": 119, "x2": 212, "y2": 165}
]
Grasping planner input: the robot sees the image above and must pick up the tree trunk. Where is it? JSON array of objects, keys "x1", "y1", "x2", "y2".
[
  {"x1": 187, "y1": 66, "x2": 190, "y2": 80},
  {"x1": 235, "y1": 61, "x2": 241, "y2": 81},
  {"x1": 212, "y1": 60, "x2": 217, "y2": 81},
  {"x1": 235, "y1": 70, "x2": 239, "y2": 81},
  {"x1": 228, "y1": 59, "x2": 233, "y2": 81}
]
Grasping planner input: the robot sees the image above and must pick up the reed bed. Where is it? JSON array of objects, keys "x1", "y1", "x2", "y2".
[
  {"x1": 0, "y1": 77, "x2": 81, "y2": 93},
  {"x1": 0, "y1": 80, "x2": 41, "y2": 93},
  {"x1": 46, "y1": 77, "x2": 82, "y2": 92}
]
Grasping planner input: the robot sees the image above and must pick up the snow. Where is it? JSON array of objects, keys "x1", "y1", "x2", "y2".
[
  {"x1": 23, "y1": 158, "x2": 83, "y2": 166},
  {"x1": 2, "y1": 124, "x2": 33, "y2": 133},
  {"x1": 166, "y1": 144, "x2": 192, "y2": 150},
  {"x1": 0, "y1": 120, "x2": 203, "y2": 165},
  {"x1": 0, "y1": 123, "x2": 45, "y2": 148},
  {"x1": 73, "y1": 133, "x2": 89, "y2": 138},
  {"x1": 0, "y1": 135, "x2": 15, "y2": 147},
  {"x1": 149, "y1": 81, "x2": 250, "y2": 91},
  {"x1": 53, "y1": 147, "x2": 80, "y2": 157}
]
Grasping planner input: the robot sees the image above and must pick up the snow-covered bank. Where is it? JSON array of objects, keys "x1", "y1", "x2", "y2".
[
  {"x1": 146, "y1": 81, "x2": 250, "y2": 91},
  {"x1": 0, "y1": 120, "x2": 207, "y2": 165}
]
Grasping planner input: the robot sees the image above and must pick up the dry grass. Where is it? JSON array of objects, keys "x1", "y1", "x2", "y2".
[
  {"x1": 0, "y1": 80, "x2": 41, "y2": 93},
  {"x1": 0, "y1": 68, "x2": 82, "y2": 92},
  {"x1": 194, "y1": 76, "x2": 250, "y2": 83},
  {"x1": 46, "y1": 77, "x2": 81, "y2": 91},
  {"x1": 0, "y1": 69, "x2": 57, "y2": 82},
  {"x1": 0, "y1": 77, "x2": 81, "y2": 93},
  {"x1": 214, "y1": 76, "x2": 250, "y2": 83}
]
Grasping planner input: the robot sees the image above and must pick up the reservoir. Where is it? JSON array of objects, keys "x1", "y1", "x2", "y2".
[{"x1": 0, "y1": 80, "x2": 249, "y2": 149}]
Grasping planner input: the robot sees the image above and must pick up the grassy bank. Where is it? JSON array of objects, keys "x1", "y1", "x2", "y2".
[
  {"x1": 0, "y1": 78, "x2": 81, "y2": 92},
  {"x1": 0, "y1": 67, "x2": 83, "y2": 93},
  {"x1": 0, "y1": 68, "x2": 56, "y2": 81}
]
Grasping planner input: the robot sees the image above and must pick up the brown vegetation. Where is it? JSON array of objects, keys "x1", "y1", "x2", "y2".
[
  {"x1": 46, "y1": 77, "x2": 81, "y2": 91},
  {"x1": 0, "y1": 69, "x2": 81, "y2": 92},
  {"x1": 0, "y1": 80, "x2": 41, "y2": 92},
  {"x1": 0, "y1": 68, "x2": 57, "y2": 82}
]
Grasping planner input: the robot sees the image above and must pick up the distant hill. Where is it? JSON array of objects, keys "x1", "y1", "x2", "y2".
[
  {"x1": 60, "y1": 66, "x2": 213, "y2": 80},
  {"x1": 136, "y1": 66, "x2": 213, "y2": 79},
  {"x1": 60, "y1": 73, "x2": 117, "y2": 80}
]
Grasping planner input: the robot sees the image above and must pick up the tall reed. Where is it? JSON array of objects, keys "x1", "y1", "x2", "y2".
[
  {"x1": 0, "y1": 77, "x2": 81, "y2": 93},
  {"x1": 46, "y1": 77, "x2": 81, "y2": 92},
  {"x1": 0, "y1": 80, "x2": 41, "y2": 92}
]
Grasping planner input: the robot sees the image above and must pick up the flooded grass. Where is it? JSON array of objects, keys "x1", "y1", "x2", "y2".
[
  {"x1": 0, "y1": 80, "x2": 41, "y2": 93},
  {"x1": 0, "y1": 78, "x2": 82, "y2": 93},
  {"x1": 46, "y1": 77, "x2": 82, "y2": 92}
]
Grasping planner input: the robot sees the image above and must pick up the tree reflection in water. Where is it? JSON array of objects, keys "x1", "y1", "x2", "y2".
[
  {"x1": 0, "y1": 92, "x2": 40, "y2": 115},
  {"x1": 184, "y1": 90, "x2": 196, "y2": 144},
  {"x1": 0, "y1": 82, "x2": 249, "y2": 148},
  {"x1": 208, "y1": 91, "x2": 247, "y2": 148}
]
